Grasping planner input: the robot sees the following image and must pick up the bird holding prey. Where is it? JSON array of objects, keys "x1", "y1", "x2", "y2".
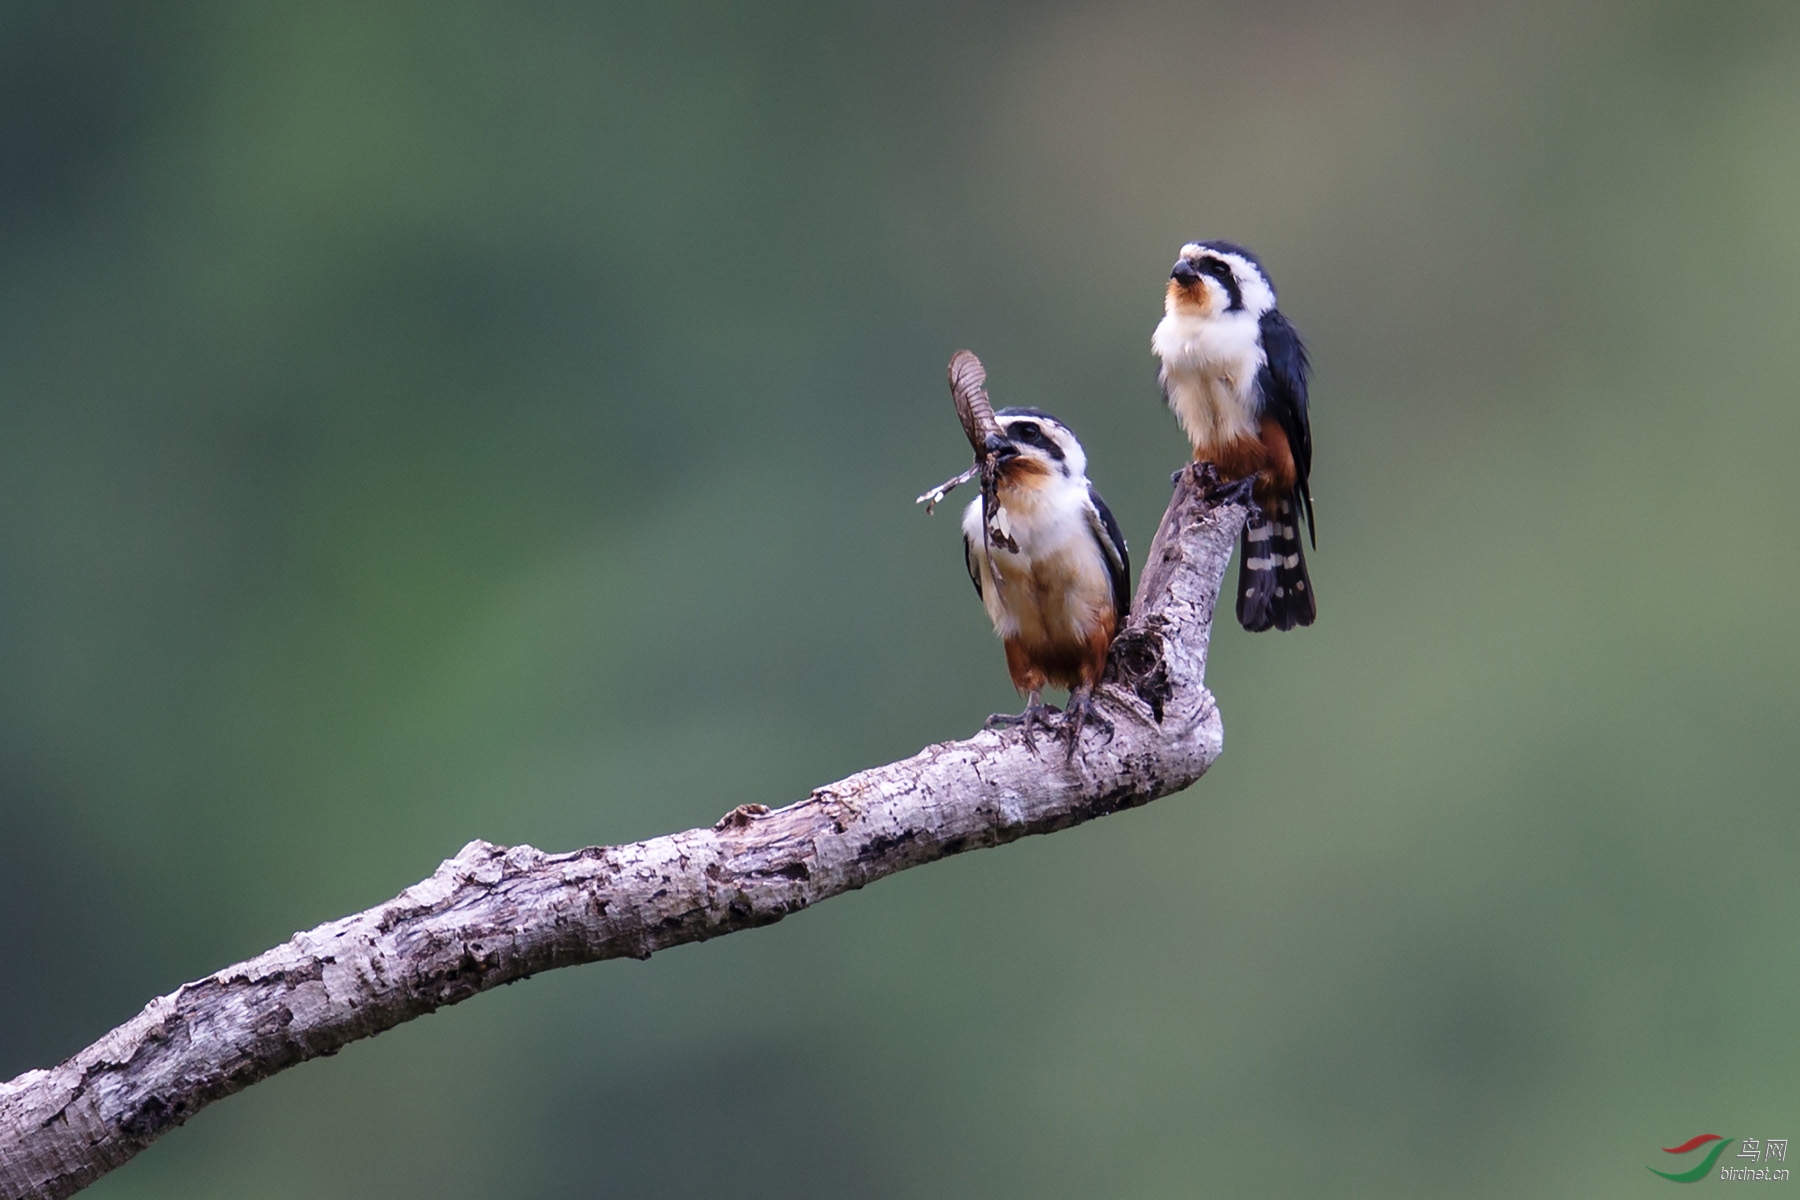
[
  {"x1": 917, "y1": 351, "x2": 1129, "y2": 755},
  {"x1": 1151, "y1": 240, "x2": 1316, "y2": 632}
]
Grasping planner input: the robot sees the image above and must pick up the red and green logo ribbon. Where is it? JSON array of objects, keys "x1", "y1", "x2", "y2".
[{"x1": 1649, "y1": 1135, "x2": 1733, "y2": 1183}]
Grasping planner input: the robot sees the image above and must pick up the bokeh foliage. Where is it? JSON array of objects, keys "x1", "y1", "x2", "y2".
[{"x1": 2, "y1": 2, "x2": 1797, "y2": 1196}]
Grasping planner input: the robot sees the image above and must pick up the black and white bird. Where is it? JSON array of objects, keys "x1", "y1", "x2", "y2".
[
  {"x1": 960, "y1": 408, "x2": 1130, "y2": 748},
  {"x1": 1152, "y1": 239, "x2": 1316, "y2": 632}
]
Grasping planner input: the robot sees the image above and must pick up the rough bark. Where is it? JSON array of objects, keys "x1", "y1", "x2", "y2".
[{"x1": 0, "y1": 473, "x2": 1245, "y2": 1200}]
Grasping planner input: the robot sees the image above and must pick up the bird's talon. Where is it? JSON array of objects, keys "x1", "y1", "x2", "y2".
[
  {"x1": 1200, "y1": 469, "x2": 1255, "y2": 509},
  {"x1": 1061, "y1": 691, "x2": 1114, "y2": 762},
  {"x1": 986, "y1": 702, "x2": 1061, "y2": 751}
]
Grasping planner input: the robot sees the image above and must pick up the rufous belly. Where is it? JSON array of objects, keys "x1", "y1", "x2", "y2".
[{"x1": 1201, "y1": 418, "x2": 1296, "y2": 510}]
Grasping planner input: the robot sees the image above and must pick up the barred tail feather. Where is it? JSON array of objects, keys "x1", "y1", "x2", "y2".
[{"x1": 1236, "y1": 498, "x2": 1316, "y2": 632}]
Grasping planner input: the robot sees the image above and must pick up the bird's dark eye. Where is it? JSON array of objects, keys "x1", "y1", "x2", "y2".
[
  {"x1": 1011, "y1": 422, "x2": 1041, "y2": 443},
  {"x1": 1201, "y1": 258, "x2": 1231, "y2": 279}
]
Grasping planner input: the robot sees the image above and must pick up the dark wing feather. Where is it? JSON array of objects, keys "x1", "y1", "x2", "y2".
[
  {"x1": 1085, "y1": 485, "x2": 1131, "y2": 622},
  {"x1": 963, "y1": 531, "x2": 983, "y2": 599},
  {"x1": 1257, "y1": 308, "x2": 1316, "y2": 547}
]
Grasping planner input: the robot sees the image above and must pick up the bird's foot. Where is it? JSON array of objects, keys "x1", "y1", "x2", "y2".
[
  {"x1": 1197, "y1": 465, "x2": 1256, "y2": 510},
  {"x1": 985, "y1": 701, "x2": 1062, "y2": 751},
  {"x1": 1175, "y1": 461, "x2": 1255, "y2": 508},
  {"x1": 1061, "y1": 689, "x2": 1115, "y2": 763},
  {"x1": 1178, "y1": 459, "x2": 1222, "y2": 490}
]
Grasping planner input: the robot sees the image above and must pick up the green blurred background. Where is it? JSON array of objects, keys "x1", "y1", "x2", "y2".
[{"x1": 3, "y1": 2, "x2": 1797, "y2": 1196}]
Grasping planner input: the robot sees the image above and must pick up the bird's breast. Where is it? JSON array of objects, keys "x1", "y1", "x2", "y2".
[
  {"x1": 982, "y1": 492, "x2": 1111, "y2": 646},
  {"x1": 1153, "y1": 311, "x2": 1264, "y2": 453},
  {"x1": 989, "y1": 544, "x2": 1111, "y2": 650}
]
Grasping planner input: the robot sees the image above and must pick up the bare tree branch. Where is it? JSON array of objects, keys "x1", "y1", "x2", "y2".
[{"x1": 0, "y1": 473, "x2": 1245, "y2": 1200}]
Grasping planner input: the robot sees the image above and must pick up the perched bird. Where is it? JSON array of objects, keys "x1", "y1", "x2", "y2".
[
  {"x1": 960, "y1": 406, "x2": 1130, "y2": 751},
  {"x1": 1151, "y1": 240, "x2": 1316, "y2": 632}
]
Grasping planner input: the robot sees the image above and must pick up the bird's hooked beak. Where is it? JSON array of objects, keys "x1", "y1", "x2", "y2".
[
  {"x1": 1170, "y1": 257, "x2": 1201, "y2": 286},
  {"x1": 983, "y1": 431, "x2": 1020, "y2": 464}
]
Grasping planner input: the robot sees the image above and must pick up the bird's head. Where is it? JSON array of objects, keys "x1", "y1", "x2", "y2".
[
  {"x1": 987, "y1": 408, "x2": 1086, "y2": 486},
  {"x1": 1165, "y1": 240, "x2": 1276, "y2": 318}
]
